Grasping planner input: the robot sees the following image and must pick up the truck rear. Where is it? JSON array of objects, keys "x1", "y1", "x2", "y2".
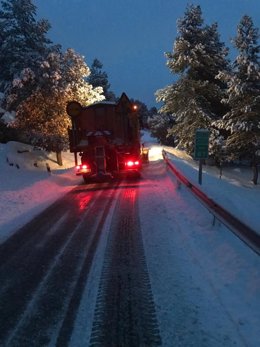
[{"x1": 66, "y1": 93, "x2": 142, "y2": 183}]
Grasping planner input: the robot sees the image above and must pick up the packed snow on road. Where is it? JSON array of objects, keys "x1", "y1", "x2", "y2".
[{"x1": 0, "y1": 131, "x2": 259, "y2": 346}]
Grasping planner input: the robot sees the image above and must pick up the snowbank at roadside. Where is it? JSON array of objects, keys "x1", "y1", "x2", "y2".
[{"x1": 0, "y1": 141, "x2": 81, "y2": 243}]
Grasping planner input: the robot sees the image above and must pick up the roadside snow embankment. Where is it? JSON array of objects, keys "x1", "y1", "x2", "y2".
[
  {"x1": 0, "y1": 141, "x2": 81, "y2": 243},
  {"x1": 163, "y1": 147, "x2": 260, "y2": 235}
]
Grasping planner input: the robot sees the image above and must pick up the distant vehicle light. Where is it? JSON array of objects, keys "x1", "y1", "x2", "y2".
[{"x1": 82, "y1": 164, "x2": 88, "y2": 169}]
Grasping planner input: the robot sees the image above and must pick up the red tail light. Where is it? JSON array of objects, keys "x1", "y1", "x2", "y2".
[
  {"x1": 76, "y1": 164, "x2": 91, "y2": 174},
  {"x1": 126, "y1": 160, "x2": 134, "y2": 167},
  {"x1": 125, "y1": 160, "x2": 140, "y2": 168}
]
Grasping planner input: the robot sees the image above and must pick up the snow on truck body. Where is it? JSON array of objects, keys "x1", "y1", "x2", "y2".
[{"x1": 66, "y1": 93, "x2": 142, "y2": 182}]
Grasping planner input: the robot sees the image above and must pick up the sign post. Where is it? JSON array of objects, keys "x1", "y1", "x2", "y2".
[{"x1": 194, "y1": 129, "x2": 209, "y2": 185}]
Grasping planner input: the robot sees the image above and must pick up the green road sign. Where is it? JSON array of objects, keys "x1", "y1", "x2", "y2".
[{"x1": 194, "y1": 129, "x2": 209, "y2": 159}]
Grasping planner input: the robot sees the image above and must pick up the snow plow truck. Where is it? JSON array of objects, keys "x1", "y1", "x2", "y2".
[{"x1": 66, "y1": 93, "x2": 143, "y2": 183}]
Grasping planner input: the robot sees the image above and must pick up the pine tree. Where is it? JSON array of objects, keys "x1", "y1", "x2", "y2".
[
  {"x1": 11, "y1": 49, "x2": 104, "y2": 165},
  {"x1": 147, "y1": 112, "x2": 175, "y2": 146},
  {"x1": 0, "y1": 0, "x2": 104, "y2": 164},
  {"x1": 156, "y1": 4, "x2": 229, "y2": 156},
  {"x1": 87, "y1": 58, "x2": 116, "y2": 101},
  {"x1": 215, "y1": 15, "x2": 260, "y2": 184},
  {"x1": 0, "y1": 0, "x2": 53, "y2": 92}
]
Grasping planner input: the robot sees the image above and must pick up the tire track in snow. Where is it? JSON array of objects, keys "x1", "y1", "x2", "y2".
[{"x1": 89, "y1": 182, "x2": 161, "y2": 346}]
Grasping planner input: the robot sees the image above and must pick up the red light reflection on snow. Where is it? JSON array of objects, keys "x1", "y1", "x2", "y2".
[
  {"x1": 76, "y1": 194, "x2": 91, "y2": 211},
  {"x1": 124, "y1": 188, "x2": 137, "y2": 207}
]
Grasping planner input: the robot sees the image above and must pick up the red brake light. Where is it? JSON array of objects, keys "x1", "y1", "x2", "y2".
[
  {"x1": 75, "y1": 163, "x2": 91, "y2": 175},
  {"x1": 76, "y1": 164, "x2": 89, "y2": 170},
  {"x1": 125, "y1": 160, "x2": 140, "y2": 168},
  {"x1": 126, "y1": 160, "x2": 134, "y2": 167}
]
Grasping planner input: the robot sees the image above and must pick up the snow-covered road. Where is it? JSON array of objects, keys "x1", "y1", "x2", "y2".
[
  {"x1": 0, "y1": 136, "x2": 259, "y2": 346},
  {"x1": 139, "y1": 160, "x2": 259, "y2": 346}
]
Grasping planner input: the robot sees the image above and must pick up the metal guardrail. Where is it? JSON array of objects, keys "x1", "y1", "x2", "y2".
[{"x1": 162, "y1": 150, "x2": 260, "y2": 256}]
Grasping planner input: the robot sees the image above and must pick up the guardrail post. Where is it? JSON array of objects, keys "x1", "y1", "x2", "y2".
[{"x1": 198, "y1": 159, "x2": 203, "y2": 185}]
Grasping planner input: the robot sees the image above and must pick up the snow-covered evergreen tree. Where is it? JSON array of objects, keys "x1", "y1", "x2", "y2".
[
  {"x1": 9, "y1": 49, "x2": 104, "y2": 165},
  {"x1": 87, "y1": 58, "x2": 116, "y2": 101},
  {"x1": 215, "y1": 15, "x2": 260, "y2": 183},
  {"x1": 0, "y1": 0, "x2": 53, "y2": 92},
  {"x1": 147, "y1": 111, "x2": 175, "y2": 146},
  {"x1": 156, "y1": 4, "x2": 229, "y2": 156},
  {"x1": 0, "y1": 0, "x2": 104, "y2": 164}
]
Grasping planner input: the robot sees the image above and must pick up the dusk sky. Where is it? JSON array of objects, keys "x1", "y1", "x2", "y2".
[{"x1": 34, "y1": 0, "x2": 260, "y2": 108}]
